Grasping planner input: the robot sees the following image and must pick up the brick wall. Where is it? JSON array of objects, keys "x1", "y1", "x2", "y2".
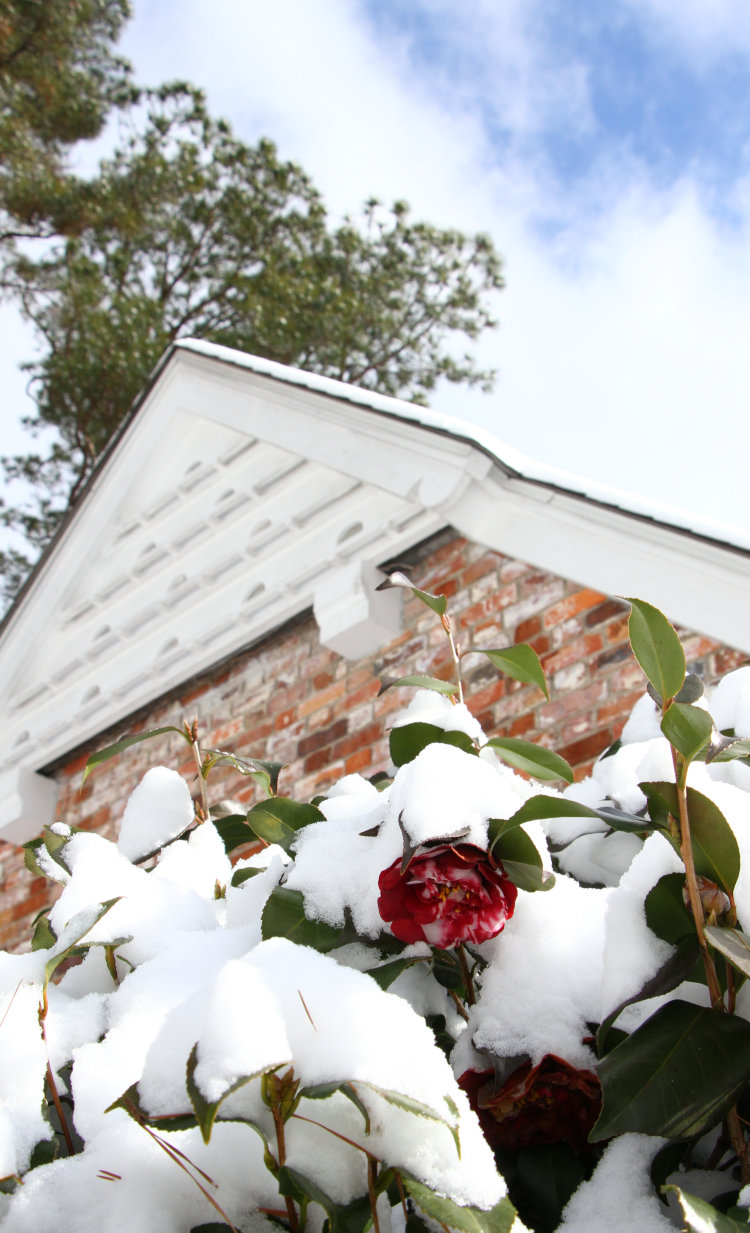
[{"x1": 1, "y1": 528, "x2": 745, "y2": 951}]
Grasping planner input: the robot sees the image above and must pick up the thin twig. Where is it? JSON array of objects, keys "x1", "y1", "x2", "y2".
[
  {"x1": 139, "y1": 1122, "x2": 240, "y2": 1232},
  {"x1": 669, "y1": 747, "x2": 723, "y2": 1008},
  {"x1": 189, "y1": 719, "x2": 211, "y2": 823},
  {"x1": 441, "y1": 613, "x2": 464, "y2": 705}
]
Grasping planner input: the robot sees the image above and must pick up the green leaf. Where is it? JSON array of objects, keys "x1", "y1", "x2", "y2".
[
  {"x1": 82, "y1": 726, "x2": 188, "y2": 784},
  {"x1": 411, "y1": 586, "x2": 448, "y2": 616},
  {"x1": 212, "y1": 814, "x2": 258, "y2": 855},
  {"x1": 278, "y1": 1168, "x2": 372, "y2": 1233},
  {"x1": 356, "y1": 1081, "x2": 459, "y2": 1155},
  {"x1": 591, "y1": 999, "x2": 750, "y2": 1141},
  {"x1": 202, "y1": 750, "x2": 285, "y2": 796},
  {"x1": 675, "y1": 674, "x2": 705, "y2": 704},
  {"x1": 479, "y1": 644, "x2": 549, "y2": 701},
  {"x1": 626, "y1": 598, "x2": 686, "y2": 704},
  {"x1": 367, "y1": 957, "x2": 422, "y2": 990},
  {"x1": 31, "y1": 914, "x2": 57, "y2": 951},
  {"x1": 641, "y1": 782, "x2": 740, "y2": 893},
  {"x1": 230, "y1": 866, "x2": 262, "y2": 888},
  {"x1": 645, "y1": 873, "x2": 694, "y2": 944},
  {"x1": 666, "y1": 1187, "x2": 750, "y2": 1232},
  {"x1": 389, "y1": 723, "x2": 477, "y2": 767},
  {"x1": 302, "y1": 1080, "x2": 372, "y2": 1133},
  {"x1": 661, "y1": 703, "x2": 713, "y2": 764},
  {"x1": 403, "y1": 1175, "x2": 516, "y2": 1233},
  {"x1": 186, "y1": 1043, "x2": 284, "y2": 1143},
  {"x1": 491, "y1": 826, "x2": 554, "y2": 892},
  {"x1": 246, "y1": 797, "x2": 324, "y2": 853},
  {"x1": 705, "y1": 926, "x2": 750, "y2": 980},
  {"x1": 261, "y1": 887, "x2": 343, "y2": 952},
  {"x1": 484, "y1": 738, "x2": 573, "y2": 783},
  {"x1": 44, "y1": 898, "x2": 121, "y2": 990},
  {"x1": 378, "y1": 675, "x2": 459, "y2": 698},
  {"x1": 708, "y1": 737, "x2": 750, "y2": 764},
  {"x1": 497, "y1": 793, "x2": 652, "y2": 837}
]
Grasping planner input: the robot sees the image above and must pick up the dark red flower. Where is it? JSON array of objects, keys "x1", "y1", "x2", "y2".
[
  {"x1": 377, "y1": 842, "x2": 517, "y2": 947},
  {"x1": 459, "y1": 1055, "x2": 602, "y2": 1153}
]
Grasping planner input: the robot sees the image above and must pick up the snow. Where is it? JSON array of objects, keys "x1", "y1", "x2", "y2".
[
  {"x1": 559, "y1": 1135, "x2": 673, "y2": 1232},
  {"x1": 391, "y1": 691, "x2": 485, "y2": 744},
  {"x1": 9, "y1": 671, "x2": 750, "y2": 1230},
  {"x1": 117, "y1": 767, "x2": 195, "y2": 862}
]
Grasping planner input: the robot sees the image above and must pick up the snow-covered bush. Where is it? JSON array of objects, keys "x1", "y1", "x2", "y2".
[{"x1": 3, "y1": 581, "x2": 750, "y2": 1233}]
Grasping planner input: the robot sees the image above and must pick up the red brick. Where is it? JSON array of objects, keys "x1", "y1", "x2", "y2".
[
  {"x1": 460, "y1": 585, "x2": 518, "y2": 629},
  {"x1": 585, "y1": 598, "x2": 629, "y2": 628},
  {"x1": 461, "y1": 554, "x2": 501, "y2": 588},
  {"x1": 515, "y1": 615, "x2": 541, "y2": 643},
  {"x1": 544, "y1": 589, "x2": 606, "y2": 629},
  {"x1": 345, "y1": 748, "x2": 372, "y2": 775},
  {"x1": 542, "y1": 634, "x2": 604, "y2": 675},
  {"x1": 297, "y1": 719, "x2": 348, "y2": 758},
  {"x1": 714, "y1": 648, "x2": 749, "y2": 674},
  {"x1": 558, "y1": 729, "x2": 614, "y2": 768},
  {"x1": 298, "y1": 678, "x2": 347, "y2": 719},
  {"x1": 332, "y1": 723, "x2": 382, "y2": 761}
]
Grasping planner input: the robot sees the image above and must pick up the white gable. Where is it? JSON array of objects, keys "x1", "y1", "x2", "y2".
[{"x1": 1, "y1": 339, "x2": 748, "y2": 841}]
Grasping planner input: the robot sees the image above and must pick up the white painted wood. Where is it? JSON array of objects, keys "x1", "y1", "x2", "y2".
[{"x1": 1, "y1": 338, "x2": 748, "y2": 841}]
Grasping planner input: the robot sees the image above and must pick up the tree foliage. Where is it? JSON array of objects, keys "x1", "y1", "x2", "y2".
[
  {"x1": 0, "y1": 81, "x2": 504, "y2": 603},
  {"x1": 0, "y1": 0, "x2": 133, "y2": 241}
]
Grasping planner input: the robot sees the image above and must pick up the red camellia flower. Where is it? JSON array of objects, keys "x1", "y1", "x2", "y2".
[
  {"x1": 459, "y1": 1055, "x2": 602, "y2": 1153},
  {"x1": 377, "y1": 842, "x2": 517, "y2": 947}
]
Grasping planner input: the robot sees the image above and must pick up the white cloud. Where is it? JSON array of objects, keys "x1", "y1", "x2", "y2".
[{"x1": 3, "y1": 0, "x2": 750, "y2": 544}]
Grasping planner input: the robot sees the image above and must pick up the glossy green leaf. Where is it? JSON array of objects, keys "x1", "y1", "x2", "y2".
[
  {"x1": 645, "y1": 873, "x2": 694, "y2": 944},
  {"x1": 213, "y1": 814, "x2": 258, "y2": 855},
  {"x1": 705, "y1": 926, "x2": 750, "y2": 980},
  {"x1": 666, "y1": 1187, "x2": 750, "y2": 1232},
  {"x1": 497, "y1": 793, "x2": 652, "y2": 837},
  {"x1": 302, "y1": 1080, "x2": 372, "y2": 1133},
  {"x1": 491, "y1": 826, "x2": 555, "y2": 892},
  {"x1": 186, "y1": 1044, "x2": 284, "y2": 1143},
  {"x1": 230, "y1": 866, "x2": 261, "y2": 888},
  {"x1": 44, "y1": 898, "x2": 121, "y2": 990},
  {"x1": 378, "y1": 674, "x2": 459, "y2": 698},
  {"x1": 202, "y1": 749, "x2": 285, "y2": 796},
  {"x1": 709, "y1": 736, "x2": 750, "y2": 764},
  {"x1": 246, "y1": 797, "x2": 324, "y2": 853},
  {"x1": 403, "y1": 1174, "x2": 516, "y2": 1233},
  {"x1": 389, "y1": 722, "x2": 477, "y2": 767},
  {"x1": 82, "y1": 725, "x2": 188, "y2": 784},
  {"x1": 31, "y1": 914, "x2": 57, "y2": 952},
  {"x1": 484, "y1": 737, "x2": 573, "y2": 783},
  {"x1": 375, "y1": 572, "x2": 449, "y2": 616},
  {"x1": 479, "y1": 644, "x2": 549, "y2": 700},
  {"x1": 675, "y1": 674, "x2": 705, "y2": 704},
  {"x1": 367, "y1": 956, "x2": 422, "y2": 990},
  {"x1": 626, "y1": 598, "x2": 685, "y2": 704},
  {"x1": 661, "y1": 703, "x2": 713, "y2": 764},
  {"x1": 278, "y1": 1168, "x2": 372, "y2": 1233},
  {"x1": 591, "y1": 999, "x2": 750, "y2": 1141},
  {"x1": 411, "y1": 586, "x2": 448, "y2": 616},
  {"x1": 261, "y1": 887, "x2": 343, "y2": 952},
  {"x1": 641, "y1": 782, "x2": 740, "y2": 893}
]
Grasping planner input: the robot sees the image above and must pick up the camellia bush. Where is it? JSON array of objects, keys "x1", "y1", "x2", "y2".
[{"x1": 3, "y1": 579, "x2": 750, "y2": 1233}]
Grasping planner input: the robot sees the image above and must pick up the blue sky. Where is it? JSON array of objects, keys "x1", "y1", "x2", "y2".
[{"x1": 3, "y1": 0, "x2": 750, "y2": 534}]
